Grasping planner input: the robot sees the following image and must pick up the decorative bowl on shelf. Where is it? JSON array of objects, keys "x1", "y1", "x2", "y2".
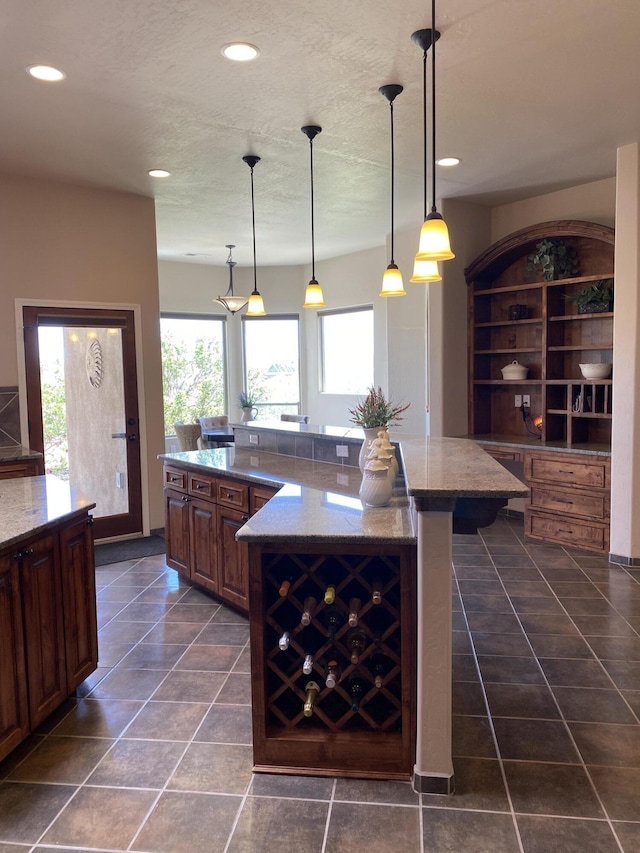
[
  {"x1": 501, "y1": 360, "x2": 528, "y2": 380},
  {"x1": 579, "y1": 362, "x2": 612, "y2": 380}
]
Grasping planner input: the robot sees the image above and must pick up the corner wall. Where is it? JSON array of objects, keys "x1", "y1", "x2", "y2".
[{"x1": 1, "y1": 173, "x2": 165, "y2": 532}]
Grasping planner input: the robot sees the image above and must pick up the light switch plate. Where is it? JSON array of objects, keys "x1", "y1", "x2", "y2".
[
  {"x1": 336, "y1": 445, "x2": 349, "y2": 458},
  {"x1": 249, "y1": 434, "x2": 259, "y2": 445}
]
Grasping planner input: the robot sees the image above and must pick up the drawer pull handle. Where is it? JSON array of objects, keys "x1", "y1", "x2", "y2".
[
  {"x1": 226, "y1": 492, "x2": 234, "y2": 499},
  {"x1": 241, "y1": 515, "x2": 249, "y2": 523},
  {"x1": 558, "y1": 528, "x2": 573, "y2": 534},
  {"x1": 181, "y1": 495, "x2": 189, "y2": 502},
  {"x1": 558, "y1": 469, "x2": 574, "y2": 475},
  {"x1": 170, "y1": 475, "x2": 179, "y2": 482},
  {"x1": 14, "y1": 548, "x2": 34, "y2": 561},
  {"x1": 196, "y1": 483, "x2": 205, "y2": 490},
  {"x1": 562, "y1": 500, "x2": 574, "y2": 505}
]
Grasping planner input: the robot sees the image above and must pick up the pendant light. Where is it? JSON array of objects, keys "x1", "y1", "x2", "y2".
[
  {"x1": 379, "y1": 84, "x2": 406, "y2": 297},
  {"x1": 214, "y1": 244, "x2": 250, "y2": 314},
  {"x1": 242, "y1": 155, "x2": 266, "y2": 316},
  {"x1": 411, "y1": 0, "x2": 454, "y2": 271},
  {"x1": 301, "y1": 125, "x2": 325, "y2": 308}
]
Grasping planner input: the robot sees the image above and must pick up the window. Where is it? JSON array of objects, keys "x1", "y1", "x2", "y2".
[
  {"x1": 160, "y1": 314, "x2": 227, "y2": 435},
  {"x1": 320, "y1": 306, "x2": 373, "y2": 394},
  {"x1": 242, "y1": 315, "x2": 300, "y2": 419}
]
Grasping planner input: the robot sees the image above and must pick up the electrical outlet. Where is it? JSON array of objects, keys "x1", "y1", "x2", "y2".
[
  {"x1": 514, "y1": 395, "x2": 522, "y2": 408},
  {"x1": 250, "y1": 456, "x2": 259, "y2": 466},
  {"x1": 523, "y1": 395, "x2": 531, "y2": 407},
  {"x1": 336, "y1": 444, "x2": 349, "y2": 458},
  {"x1": 249, "y1": 434, "x2": 259, "y2": 445},
  {"x1": 337, "y1": 473, "x2": 349, "y2": 486}
]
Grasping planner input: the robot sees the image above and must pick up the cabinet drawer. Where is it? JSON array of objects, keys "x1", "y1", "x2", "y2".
[
  {"x1": 250, "y1": 486, "x2": 278, "y2": 514},
  {"x1": 164, "y1": 466, "x2": 187, "y2": 491},
  {"x1": 479, "y1": 445, "x2": 523, "y2": 463},
  {"x1": 528, "y1": 485, "x2": 609, "y2": 521},
  {"x1": 217, "y1": 479, "x2": 249, "y2": 511},
  {"x1": 525, "y1": 453, "x2": 609, "y2": 489},
  {"x1": 189, "y1": 473, "x2": 216, "y2": 499},
  {"x1": 526, "y1": 509, "x2": 608, "y2": 551}
]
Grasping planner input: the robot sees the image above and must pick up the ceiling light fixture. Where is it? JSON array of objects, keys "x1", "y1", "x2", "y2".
[
  {"x1": 301, "y1": 125, "x2": 325, "y2": 308},
  {"x1": 221, "y1": 43, "x2": 259, "y2": 62},
  {"x1": 242, "y1": 155, "x2": 266, "y2": 316},
  {"x1": 214, "y1": 244, "x2": 249, "y2": 315},
  {"x1": 436, "y1": 156, "x2": 460, "y2": 167},
  {"x1": 148, "y1": 169, "x2": 171, "y2": 178},
  {"x1": 379, "y1": 84, "x2": 406, "y2": 298},
  {"x1": 412, "y1": 0, "x2": 454, "y2": 270},
  {"x1": 27, "y1": 64, "x2": 66, "y2": 82}
]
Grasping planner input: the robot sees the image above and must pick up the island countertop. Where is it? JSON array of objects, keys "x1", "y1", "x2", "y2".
[
  {"x1": 0, "y1": 475, "x2": 96, "y2": 551},
  {"x1": 159, "y1": 433, "x2": 527, "y2": 544}
]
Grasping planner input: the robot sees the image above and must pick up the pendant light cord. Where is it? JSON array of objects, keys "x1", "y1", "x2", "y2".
[
  {"x1": 390, "y1": 99, "x2": 396, "y2": 264},
  {"x1": 422, "y1": 48, "x2": 428, "y2": 221},
  {"x1": 249, "y1": 165, "x2": 258, "y2": 292},
  {"x1": 309, "y1": 137, "x2": 316, "y2": 281},
  {"x1": 430, "y1": 0, "x2": 437, "y2": 215}
]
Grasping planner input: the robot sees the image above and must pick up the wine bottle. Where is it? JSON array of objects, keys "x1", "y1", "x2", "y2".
[
  {"x1": 371, "y1": 578, "x2": 383, "y2": 605},
  {"x1": 279, "y1": 578, "x2": 292, "y2": 597},
  {"x1": 303, "y1": 681, "x2": 320, "y2": 717},
  {"x1": 324, "y1": 604, "x2": 343, "y2": 640},
  {"x1": 303, "y1": 653, "x2": 313, "y2": 675},
  {"x1": 348, "y1": 597, "x2": 361, "y2": 627},
  {"x1": 348, "y1": 672, "x2": 368, "y2": 712},
  {"x1": 324, "y1": 658, "x2": 341, "y2": 689},
  {"x1": 278, "y1": 630, "x2": 291, "y2": 651},
  {"x1": 369, "y1": 652, "x2": 389, "y2": 688},
  {"x1": 300, "y1": 596, "x2": 317, "y2": 626},
  {"x1": 347, "y1": 628, "x2": 366, "y2": 664},
  {"x1": 324, "y1": 584, "x2": 336, "y2": 605}
]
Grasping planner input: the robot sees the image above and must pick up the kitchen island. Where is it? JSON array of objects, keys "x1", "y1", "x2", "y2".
[
  {"x1": 160, "y1": 424, "x2": 527, "y2": 793},
  {"x1": 0, "y1": 476, "x2": 97, "y2": 761}
]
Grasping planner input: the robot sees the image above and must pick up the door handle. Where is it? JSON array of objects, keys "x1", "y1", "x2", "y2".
[{"x1": 111, "y1": 432, "x2": 127, "y2": 439}]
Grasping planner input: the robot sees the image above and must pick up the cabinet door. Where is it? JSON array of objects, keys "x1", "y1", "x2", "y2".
[
  {"x1": 0, "y1": 553, "x2": 29, "y2": 762},
  {"x1": 164, "y1": 487, "x2": 190, "y2": 574},
  {"x1": 19, "y1": 534, "x2": 67, "y2": 728},
  {"x1": 0, "y1": 459, "x2": 44, "y2": 480},
  {"x1": 59, "y1": 515, "x2": 98, "y2": 691},
  {"x1": 189, "y1": 496, "x2": 218, "y2": 594},
  {"x1": 217, "y1": 506, "x2": 249, "y2": 612}
]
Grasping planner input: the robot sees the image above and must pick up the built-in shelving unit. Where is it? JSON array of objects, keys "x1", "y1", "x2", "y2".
[{"x1": 465, "y1": 220, "x2": 615, "y2": 553}]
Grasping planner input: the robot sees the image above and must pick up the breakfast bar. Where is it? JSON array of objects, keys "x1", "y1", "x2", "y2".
[{"x1": 160, "y1": 423, "x2": 527, "y2": 793}]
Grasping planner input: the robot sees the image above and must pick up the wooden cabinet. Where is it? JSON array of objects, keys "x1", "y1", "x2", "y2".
[
  {"x1": 163, "y1": 463, "x2": 276, "y2": 613},
  {"x1": 249, "y1": 541, "x2": 416, "y2": 780},
  {"x1": 0, "y1": 512, "x2": 97, "y2": 761},
  {"x1": 466, "y1": 221, "x2": 614, "y2": 553},
  {"x1": 0, "y1": 556, "x2": 29, "y2": 759},
  {"x1": 524, "y1": 449, "x2": 610, "y2": 552},
  {"x1": 0, "y1": 457, "x2": 44, "y2": 480}
]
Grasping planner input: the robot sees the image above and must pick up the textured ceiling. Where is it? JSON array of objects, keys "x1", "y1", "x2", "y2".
[{"x1": 1, "y1": 0, "x2": 639, "y2": 267}]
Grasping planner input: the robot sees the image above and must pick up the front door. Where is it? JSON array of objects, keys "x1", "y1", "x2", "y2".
[{"x1": 23, "y1": 305, "x2": 143, "y2": 540}]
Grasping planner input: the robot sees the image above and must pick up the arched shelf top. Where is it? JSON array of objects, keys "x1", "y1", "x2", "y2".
[{"x1": 464, "y1": 220, "x2": 615, "y2": 284}]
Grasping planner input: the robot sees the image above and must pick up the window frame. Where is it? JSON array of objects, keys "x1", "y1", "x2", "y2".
[
  {"x1": 319, "y1": 305, "x2": 374, "y2": 395},
  {"x1": 241, "y1": 313, "x2": 302, "y2": 414}
]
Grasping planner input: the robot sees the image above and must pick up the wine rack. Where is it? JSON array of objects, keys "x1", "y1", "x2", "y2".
[{"x1": 249, "y1": 542, "x2": 416, "y2": 780}]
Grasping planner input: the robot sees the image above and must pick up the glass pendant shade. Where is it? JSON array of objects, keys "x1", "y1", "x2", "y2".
[
  {"x1": 246, "y1": 290, "x2": 266, "y2": 316},
  {"x1": 414, "y1": 214, "x2": 455, "y2": 262},
  {"x1": 410, "y1": 257, "x2": 442, "y2": 283},
  {"x1": 380, "y1": 263, "x2": 406, "y2": 297},
  {"x1": 303, "y1": 278, "x2": 325, "y2": 308},
  {"x1": 214, "y1": 294, "x2": 249, "y2": 314}
]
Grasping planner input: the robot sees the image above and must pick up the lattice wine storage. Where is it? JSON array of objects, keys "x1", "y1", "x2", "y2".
[{"x1": 248, "y1": 542, "x2": 416, "y2": 780}]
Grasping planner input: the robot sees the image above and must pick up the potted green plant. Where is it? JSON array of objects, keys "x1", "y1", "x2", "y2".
[
  {"x1": 349, "y1": 386, "x2": 409, "y2": 472},
  {"x1": 564, "y1": 278, "x2": 613, "y2": 314},
  {"x1": 526, "y1": 238, "x2": 579, "y2": 281},
  {"x1": 238, "y1": 390, "x2": 257, "y2": 422}
]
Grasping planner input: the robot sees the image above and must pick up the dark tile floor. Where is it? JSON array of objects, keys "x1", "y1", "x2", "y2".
[{"x1": 1, "y1": 516, "x2": 639, "y2": 852}]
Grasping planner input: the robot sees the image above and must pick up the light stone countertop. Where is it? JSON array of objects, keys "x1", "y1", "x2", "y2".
[
  {"x1": 0, "y1": 475, "x2": 96, "y2": 551},
  {"x1": 160, "y1": 434, "x2": 527, "y2": 544},
  {"x1": 0, "y1": 446, "x2": 43, "y2": 463}
]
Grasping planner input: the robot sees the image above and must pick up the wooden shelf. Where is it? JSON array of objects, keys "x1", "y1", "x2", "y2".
[
  {"x1": 474, "y1": 318, "x2": 541, "y2": 329},
  {"x1": 474, "y1": 348, "x2": 541, "y2": 355},
  {"x1": 549, "y1": 312, "x2": 614, "y2": 322},
  {"x1": 548, "y1": 345, "x2": 613, "y2": 352},
  {"x1": 473, "y1": 282, "x2": 543, "y2": 296}
]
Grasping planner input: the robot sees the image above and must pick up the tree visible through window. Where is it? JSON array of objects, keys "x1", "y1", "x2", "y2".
[{"x1": 161, "y1": 315, "x2": 227, "y2": 435}]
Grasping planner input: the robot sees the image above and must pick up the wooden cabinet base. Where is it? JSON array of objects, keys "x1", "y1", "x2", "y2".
[{"x1": 0, "y1": 512, "x2": 97, "y2": 762}]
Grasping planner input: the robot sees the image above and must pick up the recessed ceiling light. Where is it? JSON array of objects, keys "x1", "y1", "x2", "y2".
[
  {"x1": 436, "y1": 157, "x2": 460, "y2": 167},
  {"x1": 221, "y1": 42, "x2": 260, "y2": 62},
  {"x1": 148, "y1": 169, "x2": 171, "y2": 178},
  {"x1": 27, "y1": 64, "x2": 66, "y2": 82}
]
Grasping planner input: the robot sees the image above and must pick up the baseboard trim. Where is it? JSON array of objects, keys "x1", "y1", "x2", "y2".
[{"x1": 609, "y1": 553, "x2": 640, "y2": 567}]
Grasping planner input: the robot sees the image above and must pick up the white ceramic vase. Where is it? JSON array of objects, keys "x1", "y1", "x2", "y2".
[
  {"x1": 359, "y1": 465, "x2": 393, "y2": 507},
  {"x1": 241, "y1": 406, "x2": 257, "y2": 422},
  {"x1": 358, "y1": 427, "x2": 384, "y2": 472}
]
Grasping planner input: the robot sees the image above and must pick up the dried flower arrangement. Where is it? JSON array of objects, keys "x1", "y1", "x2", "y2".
[{"x1": 348, "y1": 386, "x2": 410, "y2": 429}]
